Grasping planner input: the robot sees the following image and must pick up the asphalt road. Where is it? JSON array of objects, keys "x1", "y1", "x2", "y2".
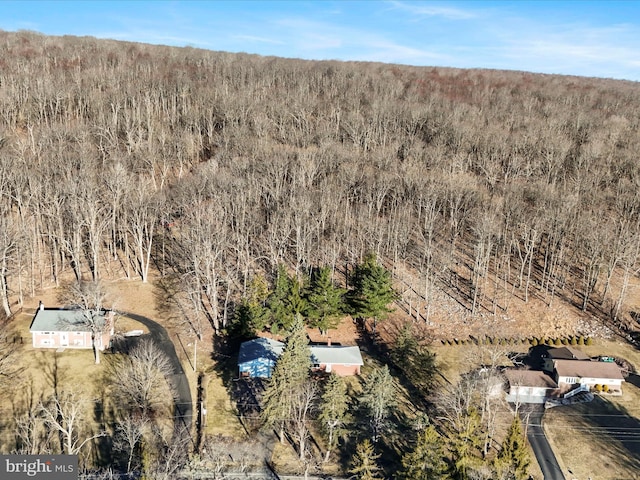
[
  {"x1": 523, "y1": 406, "x2": 566, "y2": 480},
  {"x1": 121, "y1": 312, "x2": 193, "y2": 432}
]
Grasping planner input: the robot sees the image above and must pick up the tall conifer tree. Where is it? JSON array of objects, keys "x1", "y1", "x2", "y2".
[
  {"x1": 261, "y1": 315, "x2": 310, "y2": 442},
  {"x1": 318, "y1": 373, "x2": 350, "y2": 462},
  {"x1": 349, "y1": 439, "x2": 382, "y2": 480},
  {"x1": 495, "y1": 416, "x2": 530, "y2": 480},
  {"x1": 400, "y1": 425, "x2": 448, "y2": 480},
  {"x1": 359, "y1": 365, "x2": 396, "y2": 442},
  {"x1": 349, "y1": 253, "x2": 397, "y2": 332},
  {"x1": 305, "y1": 266, "x2": 346, "y2": 335}
]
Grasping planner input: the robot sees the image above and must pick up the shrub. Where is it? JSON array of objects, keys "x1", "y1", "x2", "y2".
[
  {"x1": 554, "y1": 338, "x2": 562, "y2": 346},
  {"x1": 603, "y1": 384, "x2": 610, "y2": 393},
  {"x1": 578, "y1": 336, "x2": 585, "y2": 345},
  {"x1": 531, "y1": 338, "x2": 538, "y2": 346},
  {"x1": 585, "y1": 337, "x2": 594, "y2": 346},
  {"x1": 594, "y1": 384, "x2": 602, "y2": 392},
  {"x1": 561, "y1": 338, "x2": 569, "y2": 345},
  {"x1": 570, "y1": 336, "x2": 578, "y2": 345}
]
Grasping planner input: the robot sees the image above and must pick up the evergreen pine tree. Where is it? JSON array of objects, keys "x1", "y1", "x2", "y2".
[
  {"x1": 318, "y1": 373, "x2": 350, "y2": 462},
  {"x1": 390, "y1": 323, "x2": 437, "y2": 390},
  {"x1": 449, "y1": 407, "x2": 484, "y2": 479},
  {"x1": 261, "y1": 315, "x2": 311, "y2": 442},
  {"x1": 400, "y1": 425, "x2": 448, "y2": 480},
  {"x1": 267, "y1": 265, "x2": 307, "y2": 334},
  {"x1": 305, "y1": 266, "x2": 346, "y2": 336},
  {"x1": 495, "y1": 416, "x2": 530, "y2": 480},
  {"x1": 349, "y1": 439, "x2": 381, "y2": 480},
  {"x1": 349, "y1": 253, "x2": 397, "y2": 332},
  {"x1": 234, "y1": 273, "x2": 271, "y2": 336},
  {"x1": 359, "y1": 365, "x2": 396, "y2": 442}
]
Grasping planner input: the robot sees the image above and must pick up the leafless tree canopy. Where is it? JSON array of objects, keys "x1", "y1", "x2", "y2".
[
  {"x1": 2, "y1": 29, "x2": 640, "y2": 478},
  {"x1": 0, "y1": 31, "x2": 638, "y2": 335},
  {"x1": 106, "y1": 338, "x2": 176, "y2": 418}
]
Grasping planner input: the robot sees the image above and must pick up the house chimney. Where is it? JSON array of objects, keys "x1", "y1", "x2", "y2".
[
  {"x1": 39, "y1": 301, "x2": 44, "y2": 311},
  {"x1": 327, "y1": 337, "x2": 331, "y2": 347}
]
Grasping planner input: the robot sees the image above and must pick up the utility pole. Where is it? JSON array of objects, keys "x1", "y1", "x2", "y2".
[{"x1": 193, "y1": 338, "x2": 197, "y2": 372}]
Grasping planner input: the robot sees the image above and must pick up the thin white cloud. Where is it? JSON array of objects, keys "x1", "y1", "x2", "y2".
[
  {"x1": 359, "y1": 40, "x2": 452, "y2": 64},
  {"x1": 492, "y1": 20, "x2": 640, "y2": 78},
  {"x1": 94, "y1": 28, "x2": 217, "y2": 49},
  {"x1": 233, "y1": 34, "x2": 285, "y2": 45},
  {"x1": 271, "y1": 16, "x2": 446, "y2": 63},
  {"x1": 386, "y1": 0, "x2": 477, "y2": 20},
  {"x1": 3, "y1": 21, "x2": 40, "y2": 31}
]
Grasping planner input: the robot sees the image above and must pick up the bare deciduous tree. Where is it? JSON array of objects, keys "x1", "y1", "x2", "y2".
[
  {"x1": 113, "y1": 413, "x2": 149, "y2": 475},
  {"x1": 108, "y1": 338, "x2": 176, "y2": 417},
  {"x1": 59, "y1": 280, "x2": 114, "y2": 364},
  {"x1": 38, "y1": 390, "x2": 105, "y2": 455}
]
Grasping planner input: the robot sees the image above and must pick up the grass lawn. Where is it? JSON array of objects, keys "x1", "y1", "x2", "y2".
[
  {"x1": 432, "y1": 342, "x2": 546, "y2": 480},
  {"x1": 201, "y1": 369, "x2": 245, "y2": 438},
  {"x1": 544, "y1": 339, "x2": 640, "y2": 480}
]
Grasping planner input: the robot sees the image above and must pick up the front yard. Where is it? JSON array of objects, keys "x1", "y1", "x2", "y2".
[{"x1": 544, "y1": 340, "x2": 640, "y2": 480}]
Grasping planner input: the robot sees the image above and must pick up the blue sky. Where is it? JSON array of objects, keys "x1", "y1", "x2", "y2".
[{"x1": 2, "y1": 1, "x2": 639, "y2": 81}]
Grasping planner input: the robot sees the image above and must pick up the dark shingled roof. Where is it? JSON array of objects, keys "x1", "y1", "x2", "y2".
[{"x1": 547, "y1": 346, "x2": 590, "y2": 361}]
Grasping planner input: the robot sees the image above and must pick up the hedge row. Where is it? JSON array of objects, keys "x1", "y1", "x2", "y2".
[{"x1": 440, "y1": 335, "x2": 594, "y2": 347}]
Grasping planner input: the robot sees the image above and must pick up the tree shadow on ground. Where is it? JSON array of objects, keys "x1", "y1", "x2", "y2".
[
  {"x1": 524, "y1": 345, "x2": 553, "y2": 369},
  {"x1": 350, "y1": 320, "x2": 431, "y2": 477},
  {"x1": 210, "y1": 334, "x2": 265, "y2": 434}
]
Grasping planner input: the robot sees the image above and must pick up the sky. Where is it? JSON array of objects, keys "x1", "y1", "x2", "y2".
[{"x1": 2, "y1": 1, "x2": 639, "y2": 81}]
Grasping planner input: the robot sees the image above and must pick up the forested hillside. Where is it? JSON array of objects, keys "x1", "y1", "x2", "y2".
[{"x1": 1, "y1": 30, "x2": 640, "y2": 339}]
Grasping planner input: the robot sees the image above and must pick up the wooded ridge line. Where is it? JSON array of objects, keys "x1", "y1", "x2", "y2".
[{"x1": 0, "y1": 30, "x2": 639, "y2": 336}]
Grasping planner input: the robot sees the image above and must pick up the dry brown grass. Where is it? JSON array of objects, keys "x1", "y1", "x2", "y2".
[
  {"x1": 202, "y1": 371, "x2": 245, "y2": 438},
  {"x1": 4, "y1": 275, "x2": 267, "y2": 461}
]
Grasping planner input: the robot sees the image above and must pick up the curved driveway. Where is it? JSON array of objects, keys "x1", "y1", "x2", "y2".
[{"x1": 121, "y1": 312, "x2": 193, "y2": 432}]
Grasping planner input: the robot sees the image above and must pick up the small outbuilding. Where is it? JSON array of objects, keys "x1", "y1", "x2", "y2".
[{"x1": 238, "y1": 337, "x2": 284, "y2": 378}]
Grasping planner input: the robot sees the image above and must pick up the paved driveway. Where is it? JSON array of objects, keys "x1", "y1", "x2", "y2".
[
  {"x1": 121, "y1": 312, "x2": 193, "y2": 431},
  {"x1": 520, "y1": 405, "x2": 565, "y2": 480}
]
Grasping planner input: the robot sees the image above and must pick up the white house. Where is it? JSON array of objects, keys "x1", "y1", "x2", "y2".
[
  {"x1": 553, "y1": 359, "x2": 625, "y2": 394},
  {"x1": 505, "y1": 369, "x2": 559, "y2": 404}
]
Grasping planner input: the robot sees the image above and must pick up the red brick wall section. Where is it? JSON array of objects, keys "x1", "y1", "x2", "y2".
[{"x1": 323, "y1": 364, "x2": 361, "y2": 376}]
